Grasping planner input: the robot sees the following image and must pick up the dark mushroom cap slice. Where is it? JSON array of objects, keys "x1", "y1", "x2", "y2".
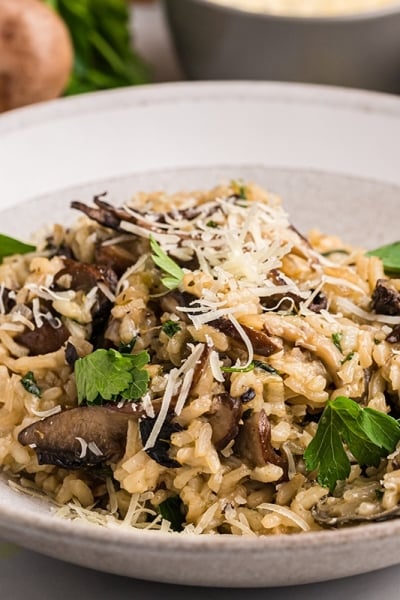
[
  {"x1": 15, "y1": 319, "x2": 70, "y2": 356},
  {"x1": 209, "y1": 317, "x2": 280, "y2": 358},
  {"x1": 312, "y1": 495, "x2": 400, "y2": 527},
  {"x1": 18, "y1": 406, "x2": 132, "y2": 469},
  {"x1": 235, "y1": 409, "x2": 288, "y2": 478},
  {"x1": 207, "y1": 393, "x2": 243, "y2": 452},
  {"x1": 371, "y1": 279, "x2": 400, "y2": 316}
]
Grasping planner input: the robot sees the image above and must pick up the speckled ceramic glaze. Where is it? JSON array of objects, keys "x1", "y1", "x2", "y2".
[
  {"x1": 164, "y1": 0, "x2": 400, "y2": 92},
  {"x1": 0, "y1": 83, "x2": 400, "y2": 587}
]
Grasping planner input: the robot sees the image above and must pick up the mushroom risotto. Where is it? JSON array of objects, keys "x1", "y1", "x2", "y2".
[{"x1": 1, "y1": 182, "x2": 400, "y2": 535}]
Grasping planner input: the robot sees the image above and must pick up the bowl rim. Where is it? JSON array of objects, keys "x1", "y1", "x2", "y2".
[{"x1": 182, "y1": 0, "x2": 400, "y2": 23}]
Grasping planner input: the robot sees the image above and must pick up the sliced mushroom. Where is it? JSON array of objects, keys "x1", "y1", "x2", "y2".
[
  {"x1": 158, "y1": 290, "x2": 196, "y2": 323},
  {"x1": 0, "y1": 287, "x2": 16, "y2": 313},
  {"x1": 207, "y1": 393, "x2": 242, "y2": 451},
  {"x1": 386, "y1": 325, "x2": 400, "y2": 344},
  {"x1": 312, "y1": 495, "x2": 400, "y2": 527},
  {"x1": 139, "y1": 416, "x2": 182, "y2": 468},
  {"x1": 54, "y1": 258, "x2": 118, "y2": 295},
  {"x1": 94, "y1": 241, "x2": 137, "y2": 277},
  {"x1": 371, "y1": 279, "x2": 400, "y2": 316},
  {"x1": 15, "y1": 319, "x2": 70, "y2": 356},
  {"x1": 209, "y1": 317, "x2": 280, "y2": 358},
  {"x1": 54, "y1": 258, "x2": 118, "y2": 343},
  {"x1": 18, "y1": 406, "x2": 131, "y2": 468},
  {"x1": 235, "y1": 409, "x2": 288, "y2": 478},
  {"x1": 72, "y1": 194, "x2": 216, "y2": 238}
]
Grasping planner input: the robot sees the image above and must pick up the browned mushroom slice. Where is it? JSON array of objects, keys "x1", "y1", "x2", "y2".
[
  {"x1": 94, "y1": 242, "x2": 137, "y2": 277},
  {"x1": 209, "y1": 317, "x2": 280, "y2": 357},
  {"x1": 72, "y1": 194, "x2": 162, "y2": 235},
  {"x1": 312, "y1": 496, "x2": 400, "y2": 527},
  {"x1": 371, "y1": 279, "x2": 400, "y2": 316},
  {"x1": 387, "y1": 324, "x2": 400, "y2": 344},
  {"x1": 54, "y1": 259, "x2": 118, "y2": 344},
  {"x1": 0, "y1": 287, "x2": 16, "y2": 313},
  {"x1": 235, "y1": 409, "x2": 288, "y2": 477},
  {"x1": 207, "y1": 393, "x2": 242, "y2": 451},
  {"x1": 18, "y1": 406, "x2": 132, "y2": 468},
  {"x1": 15, "y1": 319, "x2": 70, "y2": 356},
  {"x1": 159, "y1": 290, "x2": 197, "y2": 323},
  {"x1": 54, "y1": 258, "x2": 118, "y2": 294}
]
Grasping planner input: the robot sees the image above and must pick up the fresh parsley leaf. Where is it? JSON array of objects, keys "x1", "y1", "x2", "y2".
[
  {"x1": 161, "y1": 320, "x2": 181, "y2": 338},
  {"x1": 206, "y1": 220, "x2": 218, "y2": 229},
  {"x1": 21, "y1": 372, "x2": 41, "y2": 397},
  {"x1": 158, "y1": 496, "x2": 184, "y2": 532},
  {"x1": 74, "y1": 348, "x2": 150, "y2": 404},
  {"x1": 331, "y1": 332, "x2": 343, "y2": 353},
  {"x1": 45, "y1": 0, "x2": 150, "y2": 95},
  {"x1": 121, "y1": 367, "x2": 149, "y2": 401},
  {"x1": 0, "y1": 234, "x2": 36, "y2": 263},
  {"x1": 367, "y1": 241, "x2": 400, "y2": 274},
  {"x1": 149, "y1": 236, "x2": 184, "y2": 290},
  {"x1": 304, "y1": 396, "x2": 400, "y2": 492}
]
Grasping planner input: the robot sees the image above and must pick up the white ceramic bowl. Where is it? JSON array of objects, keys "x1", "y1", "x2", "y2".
[{"x1": 1, "y1": 82, "x2": 400, "y2": 587}]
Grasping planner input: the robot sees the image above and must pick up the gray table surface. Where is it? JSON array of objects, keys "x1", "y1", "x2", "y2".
[{"x1": 1, "y1": 3, "x2": 400, "y2": 598}]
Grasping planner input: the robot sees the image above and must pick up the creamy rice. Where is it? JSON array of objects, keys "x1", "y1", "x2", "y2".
[{"x1": 1, "y1": 182, "x2": 400, "y2": 535}]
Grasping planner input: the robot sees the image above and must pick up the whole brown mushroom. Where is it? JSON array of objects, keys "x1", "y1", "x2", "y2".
[{"x1": 0, "y1": 0, "x2": 73, "y2": 112}]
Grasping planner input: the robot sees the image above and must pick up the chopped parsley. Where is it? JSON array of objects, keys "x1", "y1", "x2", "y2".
[
  {"x1": 206, "y1": 220, "x2": 218, "y2": 228},
  {"x1": 221, "y1": 363, "x2": 255, "y2": 373},
  {"x1": 341, "y1": 351, "x2": 355, "y2": 365},
  {"x1": 161, "y1": 320, "x2": 181, "y2": 338},
  {"x1": 222, "y1": 360, "x2": 280, "y2": 374},
  {"x1": 304, "y1": 396, "x2": 400, "y2": 492},
  {"x1": 0, "y1": 234, "x2": 36, "y2": 263},
  {"x1": 253, "y1": 360, "x2": 280, "y2": 375},
  {"x1": 21, "y1": 371, "x2": 41, "y2": 397},
  {"x1": 149, "y1": 235, "x2": 184, "y2": 290},
  {"x1": 74, "y1": 348, "x2": 150, "y2": 404},
  {"x1": 321, "y1": 249, "x2": 349, "y2": 257},
  {"x1": 118, "y1": 337, "x2": 137, "y2": 354},
  {"x1": 331, "y1": 332, "x2": 343, "y2": 353}
]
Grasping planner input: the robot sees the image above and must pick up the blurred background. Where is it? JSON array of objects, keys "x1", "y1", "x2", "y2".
[{"x1": 1, "y1": 0, "x2": 400, "y2": 113}]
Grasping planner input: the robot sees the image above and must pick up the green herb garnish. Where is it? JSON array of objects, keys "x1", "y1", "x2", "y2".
[
  {"x1": 45, "y1": 0, "x2": 149, "y2": 95},
  {"x1": 0, "y1": 234, "x2": 36, "y2": 263},
  {"x1": 222, "y1": 363, "x2": 255, "y2": 373},
  {"x1": 341, "y1": 351, "x2": 355, "y2": 365},
  {"x1": 149, "y1": 236, "x2": 184, "y2": 290},
  {"x1": 253, "y1": 360, "x2": 280, "y2": 375},
  {"x1": 206, "y1": 220, "x2": 218, "y2": 228},
  {"x1": 331, "y1": 332, "x2": 343, "y2": 353},
  {"x1": 304, "y1": 396, "x2": 400, "y2": 492},
  {"x1": 118, "y1": 337, "x2": 137, "y2": 354},
  {"x1": 161, "y1": 320, "x2": 181, "y2": 338},
  {"x1": 321, "y1": 249, "x2": 350, "y2": 257},
  {"x1": 75, "y1": 348, "x2": 150, "y2": 405},
  {"x1": 367, "y1": 241, "x2": 400, "y2": 274},
  {"x1": 158, "y1": 496, "x2": 184, "y2": 532},
  {"x1": 21, "y1": 371, "x2": 41, "y2": 397}
]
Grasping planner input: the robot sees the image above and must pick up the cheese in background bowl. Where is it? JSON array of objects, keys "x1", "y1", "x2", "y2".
[{"x1": 211, "y1": 0, "x2": 400, "y2": 16}]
